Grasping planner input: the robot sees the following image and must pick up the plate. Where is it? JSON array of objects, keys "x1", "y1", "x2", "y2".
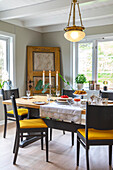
[
  {"x1": 73, "y1": 93, "x2": 87, "y2": 96},
  {"x1": 108, "y1": 100, "x2": 113, "y2": 104},
  {"x1": 33, "y1": 101, "x2": 46, "y2": 105},
  {"x1": 22, "y1": 96, "x2": 33, "y2": 99},
  {"x1": 56, "y1": 100, "x2": 69, "y2": 103},
  {"x1": 55, "y1": 100, "x2": 69, "y2": 105}
]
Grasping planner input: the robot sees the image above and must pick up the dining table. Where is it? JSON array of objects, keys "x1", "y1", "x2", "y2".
[{"x1": 2, "y1": 95, "x2": 85, "y2": 147}]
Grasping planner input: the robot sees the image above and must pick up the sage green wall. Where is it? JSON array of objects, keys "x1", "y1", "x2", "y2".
[{"x1": 0, "y1": 21, "x2": 42, "y2": 121}]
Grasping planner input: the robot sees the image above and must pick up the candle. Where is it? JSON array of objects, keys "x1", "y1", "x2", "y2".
[
  {"x1": 56, "y1": 71, "x2": 58, "y2": 86},
  {"x1": 43, "y1": 70, "x2": 45, "y2": 86},
  {"x1": 49, "y1": 70, "x2": 51, "y2": 85}
]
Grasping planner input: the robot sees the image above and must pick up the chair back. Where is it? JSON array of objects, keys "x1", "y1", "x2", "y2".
[
  {"x1": 63, "y1": 89, "x2": 75, "y2": 98},
  {"x1": 100, "y1": 91, "x2": 113, "y2": 100},
  {"x1": 86, "y1": 102, "x2": 113, "y2": 140},
  {"x1": 11, "y1": 95, "x2": 20, "y2": 129},
  {"x1": 2, "y1": 88, "x2": 19, "y2": 100}
]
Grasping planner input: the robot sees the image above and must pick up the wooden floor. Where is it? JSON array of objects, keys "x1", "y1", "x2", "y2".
[{"x1": 0, "y1": 123, "x2": 112, "y2": 170}]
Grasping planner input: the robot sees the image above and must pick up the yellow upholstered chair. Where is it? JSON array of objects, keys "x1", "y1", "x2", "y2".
[
  {"x1": 77, "y1": 102, "x2": 113, "y2": 170},
  {"x1": 11, "y1": 95, "x2": 48, "y2": 164},
  {"x1": 2, "y1": 89, "x2": 28, "y2": 138}
]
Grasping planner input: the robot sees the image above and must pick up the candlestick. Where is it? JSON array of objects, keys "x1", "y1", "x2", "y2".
[
  {"x1": 43, "y1": 70, "x2": 45, "y2": 86},
  {"x1": 49, "y1": 85, "x2": 52, "y2": 99},
  {"x1": 56, "y1": 85, "x2": 58, "y2": 97},
  {"x1": 56, "y1": 71, "x2": 58, "y2": 87},
  {"x1": 49, "y1": 70, "x2": 51, "y2": 85}
]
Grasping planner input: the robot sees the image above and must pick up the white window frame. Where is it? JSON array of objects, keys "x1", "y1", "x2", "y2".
[
  {"x1": 0, "y1": 31, "x2": 16, "y2": 88},
  {"x1": 71, "y1": 33, "x2": 113, "y2": 88}
]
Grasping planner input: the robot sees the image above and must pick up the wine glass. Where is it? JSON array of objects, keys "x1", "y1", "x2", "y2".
[{"x1": 26, "y1": 90, "x2": 30, "y2": 99}]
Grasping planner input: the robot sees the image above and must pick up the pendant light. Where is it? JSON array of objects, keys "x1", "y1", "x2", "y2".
[{"x1": 64, "y1": 0, "x2": 85, "y2": 42}]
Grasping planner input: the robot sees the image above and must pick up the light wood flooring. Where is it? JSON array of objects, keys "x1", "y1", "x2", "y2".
[{"x1": 0, "y1": 122, "x2": 112, "y2": 170}]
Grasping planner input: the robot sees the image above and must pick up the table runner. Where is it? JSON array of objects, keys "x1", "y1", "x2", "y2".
[{"x1": 40, "y1": 102, "x2": 83, "y2": 123}]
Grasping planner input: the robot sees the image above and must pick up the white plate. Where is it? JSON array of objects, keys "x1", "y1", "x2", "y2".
[
  {"x1": 108, "y1": 100, "x2": 113, "y2": 103},
  {"x1": 73, "y1": 93, "x2": 87, "y2": 96},
  {"x1": 33, "y1": 101, "x2": 46, "y2": 105},
  {"x1": 22, "y1": 96, "x2": 33, "y2": 99},
  {"x1": 56, "y1": 100, "x2": 68, "y2": 103}
]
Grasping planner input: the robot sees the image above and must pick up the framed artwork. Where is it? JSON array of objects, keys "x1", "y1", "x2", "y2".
[
  {"x1": 33, "y1": 52, "x2": 55, "y2": 71},
  {"x1": 27, "y1": 46, "x2": 60, "y2": 95}
]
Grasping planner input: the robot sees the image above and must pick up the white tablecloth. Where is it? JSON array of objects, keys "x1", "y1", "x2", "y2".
[{"x1": 40, "y1": 102, "x2": 83, "y2": 123}]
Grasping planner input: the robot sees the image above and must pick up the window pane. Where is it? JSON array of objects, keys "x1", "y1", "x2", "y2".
[
  {"x1": 0, "y1": 40, "x2": 6, "y2": 83},
  {"x1": 98, "y1": 41, "x2": 113, "y2": 89},
  {"x1": 78, "y1": 42, "x2": 92, "y2": 81}
]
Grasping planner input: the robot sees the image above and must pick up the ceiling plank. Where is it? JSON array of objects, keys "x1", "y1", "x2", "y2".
[
  {"x1": 0, "y1": 0, "x2": 95, "y2": 20},
  {"x1": 23, "y1": 4, "x2": 113, "y2": 27},
  {"x1": 40, "y1": 16, "x2": 113, "y2": 33}
]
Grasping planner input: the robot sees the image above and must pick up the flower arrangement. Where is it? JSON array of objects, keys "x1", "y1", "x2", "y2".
[{"x1": 0, "y1": 70, "x2": 9, "y2": 89}]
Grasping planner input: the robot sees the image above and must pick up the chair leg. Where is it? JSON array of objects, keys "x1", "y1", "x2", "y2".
[
  {"x1": 72, "y1": 132, "x2": 74, "y2": 146},
  {"x1": 50, "y1": 128, "x2": 52, "y2": 141},
  {"x1": 46, "y1": 129, "x2": 48, "y2": 162},
  {"x1": 86, "y1": 147, "x2": 89, "y2": 170},
  {"x1": 109, "y1": 145, "x2": 112, "y2": 166},
  {"x1": 13, "y1": 131, "x2": 17, "y2": 153},
  {"x1": 77, "y1": 136, "x2": 80, "y2": 166},
  {"x1": 3, "y1": 114, "x2": 7, "y2": 138},
  {"x1": 21, "y1": 133, "x2": 23, "y2": 142},
  {"x1": 41, "y1": 132, "x2": 43, "y2": 150},
  {"x1": 13, "y1": 133, "x2": 20, "y2": 165},
  {"x1": 63, "y1": 131, "x2": 65, "y2": 135}
]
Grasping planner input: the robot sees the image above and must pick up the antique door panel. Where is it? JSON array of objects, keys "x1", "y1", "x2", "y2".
[{"x1": 27, "y1": 46, "x2": 60, "y2": 96}]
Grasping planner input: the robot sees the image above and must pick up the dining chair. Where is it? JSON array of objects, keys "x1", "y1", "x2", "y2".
[
  {"x1": 2, "y1": 88, "x2": 28, "y2": 138},
  {"x1": 100, "y1": 90, "x2": 113, "y2": 100},
  {"x1": 77, "y1": 102, "x2": 113, "y2": 170},
  {"x1": 11, "y1": 95, "x2": 48, "y2": 164}
]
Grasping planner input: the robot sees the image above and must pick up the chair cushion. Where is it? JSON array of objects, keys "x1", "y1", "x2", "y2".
[
  {"x1": 7, "y1": 108, "x2": 28, "y2": 116},
  {"x1": 78, "y1": 128, "x2": 113, "y2": 140},
  {"x1": 19, "y1": 119, "x2": 48, "y2": 129}
]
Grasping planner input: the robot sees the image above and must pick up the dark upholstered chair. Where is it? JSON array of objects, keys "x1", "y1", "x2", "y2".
[
  {"x1": 63, "y1": 89, "x2": 75, "y2": 98},
  {"x1": 11, "y1": 95, "x2": 48, "y2": 164},
  {"x1": 77, "y1": 102, "x2": 113, "y2": 170},
  {"x1": 2, "y1": 89, "x2": 28, "y2": 138},
  {"x1": 100, "y1": 90, "x2": 113, "y2": 100}
]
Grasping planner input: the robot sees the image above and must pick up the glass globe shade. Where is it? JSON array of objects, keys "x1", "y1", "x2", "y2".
[{"x1": 64, "y1": 30, "x2": 85, "y2": 42}]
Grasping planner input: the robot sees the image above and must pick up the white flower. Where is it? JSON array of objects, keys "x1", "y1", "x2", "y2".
[{"x1": 2, "y1": 70, "x2": 9, "y2": 82}]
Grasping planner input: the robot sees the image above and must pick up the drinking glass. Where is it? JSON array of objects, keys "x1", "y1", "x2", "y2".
[
  {"x1": 47, "y1": 94, "x2": 51, "y2": 103},
  {"x1": 26, "y1": 90, "x2": 30, "y2": 99},
  {"x1": 56, "y1": 90, "x2": 60, "y2": 97},
  {"x1": 102, "y1": 98, "x2": 108, "y2": 105}
]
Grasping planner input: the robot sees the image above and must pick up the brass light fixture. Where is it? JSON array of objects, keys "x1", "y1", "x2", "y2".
[{"x1": 64, "y1": 0, "x2": 85, "y2": 42}]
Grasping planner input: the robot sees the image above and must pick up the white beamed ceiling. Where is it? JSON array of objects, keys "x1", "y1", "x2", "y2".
[{"x1": 0, "y1": 0, "x2": 113, "y2": 33}]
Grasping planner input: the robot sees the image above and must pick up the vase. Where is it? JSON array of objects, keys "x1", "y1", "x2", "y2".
[{"x1": 77, "y1": 84, "x2": 83, "y2": 90}]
